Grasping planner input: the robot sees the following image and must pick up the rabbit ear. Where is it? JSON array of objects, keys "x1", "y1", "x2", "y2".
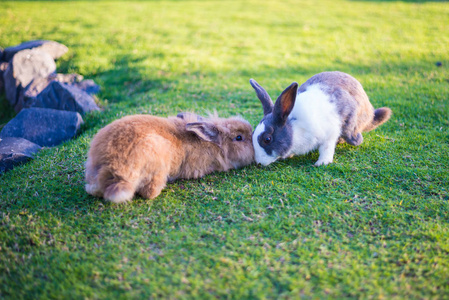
[
  {"x1": 177, "y1": 112, "x2": 205, "y2": 122},
  {"x1": 250, "y1": 79, "x2": 273, "y2": 116},
  {"x1": 186, "y1": 122, "x2": 221, "y2": 145},
  {"x1": 273, "y1": 82, "x2": 298, "y2": 125}
]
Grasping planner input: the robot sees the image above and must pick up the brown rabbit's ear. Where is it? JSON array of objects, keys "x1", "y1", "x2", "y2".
[
  {"x1": 273, "y1": 82, "x2": 298, "y2": 125},
  {"x1": 177, "y1": 112, "x2": 205, "y2": 122},
  {"x1": 186, "y1": 122, "x2": 221, "y2": 145},
  {"x1": 250, "y1": 79, "x2": 274, "y2": 116}
]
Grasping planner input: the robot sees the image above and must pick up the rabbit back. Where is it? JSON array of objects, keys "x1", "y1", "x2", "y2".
[
  {"x1": 299, "y1": 72, "x2": 372, "y2": 136},
  {"x1": 297, "y1": 71, "x2": 391, "y2": 146},
  {"x1": 85, "y1": 115, "x2": 183, "y2": 203},
  {"x1": 299, "y1": 72, "x2": 391, "y2": 137}
]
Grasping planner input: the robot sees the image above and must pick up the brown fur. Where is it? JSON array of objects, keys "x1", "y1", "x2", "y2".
[{"x1": 85, "y1": 113, "x2": 254, "y2": 203}]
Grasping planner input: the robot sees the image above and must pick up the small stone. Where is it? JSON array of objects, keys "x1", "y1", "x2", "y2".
[
  {"x1": 3, "y1": 49, "x2": 56, "y2": 110},
  {"x1": 2, "y1": 40, "x2": 68, "y2": 62},
  {"x1": 20, "y1": 76, "x2": 55, "y2": 99},
  {"x1": 0, "y1": 107, "x2": 83, "y2": 147},
  {"x1": 25, "y1": 81, "x2": 100, "y2": 115},
  {"x1": 13, "y1": 73, "x2": 100, "y2": 113},
  {"x1": 72, "y1": 79, "x2": 101, "y2": 95},
  {"x1": 44, "y1": 73, "x2": 101, "y2": 95},
  {"x1": 19, "y1": 73, "x2": 82, "y2": 98},
  {"x1": 0, "y1": 137, "x2": 41, "y2": 173},
  {"x1": 53, "y1": 73, "x2": 84, "y2": 84}
]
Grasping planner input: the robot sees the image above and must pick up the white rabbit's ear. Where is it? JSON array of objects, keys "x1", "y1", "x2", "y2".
[
  {"x1": 273, "y1": 82, "x2": 298, "y2": 125},
  {"x1": 250, "y1": 79, "x2": 273, "y2": 116},
  {"x1": 186, "y1": 122, "x2": 221, "y2": 145}
]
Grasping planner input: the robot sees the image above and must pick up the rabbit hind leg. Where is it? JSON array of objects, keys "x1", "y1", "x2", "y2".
[
  {"x1": 341, "y1": 112, "x2": 363, "y2": 146},
  {"x1": 138, "y1": 172, "x2": 168, "y2": 200},
  {"x1": 344, "y1": 132, "x2": 363, "y2": 146},
  {"x1": 85, "y1": 158, "x2": 104, "y2": 197}
]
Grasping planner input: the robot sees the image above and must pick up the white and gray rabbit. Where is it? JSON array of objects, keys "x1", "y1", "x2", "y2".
[{"x1": 250, "y1": 71, "x2": 392, "y2": 166}]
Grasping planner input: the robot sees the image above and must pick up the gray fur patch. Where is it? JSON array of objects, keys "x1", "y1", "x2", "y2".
[
  {"x1": 298, "y1": 71, "x2": 375, "y2": 145},
  {"x1": 257, "y1": 116, "x2": 293, "y2": 157}
]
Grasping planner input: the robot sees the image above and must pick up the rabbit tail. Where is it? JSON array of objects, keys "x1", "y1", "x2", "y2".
[
  {"x1": 86, "y1": 162, "x2": 135, "y2": 203},
  {"x1": 103, "y1": 180, "x2": 134, "y2": 203},
  {"x1": 365, "y1": 107, "x2": 392, "y2": 132}
]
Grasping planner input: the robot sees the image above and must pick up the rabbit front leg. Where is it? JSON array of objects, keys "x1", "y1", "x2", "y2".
[
  {"x1": 315, "y1": 138, "x2": 339, "y2": 166},
  {"x1": 314, "y1": 119, "x2": 342, "y2": 166}
]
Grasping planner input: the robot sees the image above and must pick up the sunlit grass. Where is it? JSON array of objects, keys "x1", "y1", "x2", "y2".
[{"x1": 1, "y1": 0, "x2": 448, "y2": 298}]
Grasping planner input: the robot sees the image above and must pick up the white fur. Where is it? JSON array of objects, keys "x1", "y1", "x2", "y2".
[
  {"x1": 85, "y1": 183, "x2": 100, "y2": 196},
  {"x1": 288, "y1": 84, "x2": 342, "y2": 165},
  {"x1": 84, "y1": 157, "x2": 103, "y2": 197},
  {"x1": 253, "y1": 122, "x2": 278, "y2": 166},
  {"x1": 105, "y1": 189, "x2": 134, "y2": 204}
]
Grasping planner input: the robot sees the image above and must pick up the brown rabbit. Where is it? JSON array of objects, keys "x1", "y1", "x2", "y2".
[{"x1": 85, "y1": 113, "x2": 254, "y2": 203}]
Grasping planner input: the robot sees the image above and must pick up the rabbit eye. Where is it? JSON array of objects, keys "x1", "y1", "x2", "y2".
[
  {"x1": 235, "y1": 135, "x2": 243, "y2": 141},
  {"x1": 264, "y1": 136, "x2": 272, "y2": 144}
]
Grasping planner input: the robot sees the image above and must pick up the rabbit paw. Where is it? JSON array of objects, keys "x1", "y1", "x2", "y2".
[
  {"x1": 315, "y1": 142, "x2": 336, "y2": 166},
  {"x1": 314, "y1": 158, "x2": 333, "y2": 166},
  {"x1": 345, "y1": 133, "x2": 363, "y2": 146}
]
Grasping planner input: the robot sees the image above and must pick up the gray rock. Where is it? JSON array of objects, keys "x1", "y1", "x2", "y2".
[
  {"x1": 72, "y1": 79, "x2": 101, "y2": 95},
  {"x1": 0, "y1": 108, "x2": 83, "y2": 147},
  {"x1": 20, "y1": 76, "x2": 55, "y2": 100},
  {"x1": 19, "y1": 73, "x2": 86, "y2": 99},
  {"x1": 11, "y1": 72, "x2": 100, "y2": 113},
  {"x1": 24, "y1": 81, "x2": 100, "y2": 115},
  {"x1": 50, "y1": 73, "x2": 83, "y2": 84},
  {"x1": 2, "y1": 40, "x2": 68, "y2": 62},
  {"x1": 47, "y1": 74, "x2": 100, "y2": 95},
  {"x1": 3, "y1": 49, "x2": 56, "y2": 111},
  {"x1": 0, "y1": 62, "x2": 8, "y2": 92},
  {"x1": 17, "y1": 73, "x2": 82, "y2": 106},
  {"x1": 5, "y1": 49, "x2": 56, "y2": 88},
  {"x1": 0, "y1": 137, "x2": 41, "y2": 173},
  {"x1": 27, "y1": 73, "x2": 100, "y2": 95}
]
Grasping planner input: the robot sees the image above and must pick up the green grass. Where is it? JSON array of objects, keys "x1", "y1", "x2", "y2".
[{"x1": 1, "y1": 0, "x2": 448, "y2": 298}]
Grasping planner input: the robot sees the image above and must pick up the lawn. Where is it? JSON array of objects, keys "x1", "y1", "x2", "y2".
[{"x1": 1, "y1": 0, "x2": 448, "y2": 298}]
